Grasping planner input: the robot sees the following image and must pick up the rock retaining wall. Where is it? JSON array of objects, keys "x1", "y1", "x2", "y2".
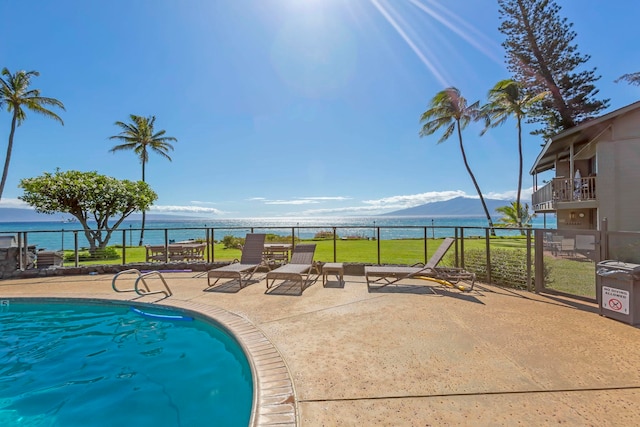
[{"x1": 0, "y1": 259, "x2": 368, "y2": 280}]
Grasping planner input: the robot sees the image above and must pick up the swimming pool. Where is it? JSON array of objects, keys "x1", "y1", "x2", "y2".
[{"x1": 0, "y1": 301, "x2": 252, "y2": 426}]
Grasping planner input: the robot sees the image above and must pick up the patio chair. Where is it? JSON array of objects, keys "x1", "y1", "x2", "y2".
[
  {"x1": 205, "y1": 233, "x2": 266, "y2": 290},
  {"x1": 145, "y1": 245, "x2": 168, "y2": 262},
  {"x1": 265, "y1": 244, "x2": 317, "y2": 294},
  {"x1": 364, "y1": 238, "x2": 475, "y2": 292},
  {"x1": 557, "y1": 238, "x2": 575, "y2": 257}
]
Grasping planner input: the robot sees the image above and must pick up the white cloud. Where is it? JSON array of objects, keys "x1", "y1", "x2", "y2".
[
  {"x1": 363, "y1": 190, "x2": 469, "y2": 208},
  {"x1": 298, "y1": 205, "x2": 392, "y2": 216},
  {"x1": 256, "y1": 196, "x2": 350, "y2": 206},
  {"x1": 265, "y1": 199, "x2": 320, "y2": 205},
  {"x1": 486, "y1": 187, "x2": 533, "y2": 201},
  {"x1": 150, "y1": 205, "x2": 225, "y2": 215},
  {"x1": 189, "y1": 200, "x2": 219, "y2": 205},
  {"x1": 0, "y1": 198, "x2": 31, "y2": 209},
  {"x1": 295, "y1": 188, "x2": 529, "y2": 216},
  {"x1": 301, "y1": 196, "x2": 351, "y2": 201}
]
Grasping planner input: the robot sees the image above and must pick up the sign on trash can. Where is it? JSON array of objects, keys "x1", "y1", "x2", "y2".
[{"x1": 596, "y1": 260, "x2": 640, "y2": 326}]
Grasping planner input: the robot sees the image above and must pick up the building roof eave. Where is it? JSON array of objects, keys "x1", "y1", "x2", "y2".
[{"x1": 529, "y1": 100, "x2": 640, "y2": 175}]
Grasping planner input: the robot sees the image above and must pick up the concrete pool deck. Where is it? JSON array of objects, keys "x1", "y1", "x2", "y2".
[{"x1": 2, "y1": 272, "x2": 640, "y2": 426}]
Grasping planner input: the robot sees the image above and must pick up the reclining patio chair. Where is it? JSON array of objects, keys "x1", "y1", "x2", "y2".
[
  {"x1": 364, "y1": 238, "x2": 475, "y2": 292},
  {"x1": 205, "y1": 233, "x2": 266, "y2": 290},
  {"x1": 265, "y1": 244, "x2": 317, "y2": 294}
]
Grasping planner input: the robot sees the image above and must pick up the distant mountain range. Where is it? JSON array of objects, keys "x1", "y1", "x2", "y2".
[
  {"x1": 381, "y1": 196, "x2": 512, "y2": 217},
  {"x1": 0, "y1": 197, "x2": 513, "y2": 222}
]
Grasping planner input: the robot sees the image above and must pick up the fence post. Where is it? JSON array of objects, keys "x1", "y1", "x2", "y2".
[
  {"x1": 332, "y1": 227, "x2": 337, "y2": 262},
  {"x1": 600, "y1": 218, "x2": 608, "y2": 260},
  {"x1": 454, "y1": 228, "x2": 459, "y2": 267},
  {"x1": 423, "y1": 227, "x2": 427, "y2": 265},
  {"x1": 24, "y1": 232, "x2": 28, "y2": 270},
  {"x1": 526, "y1": 228, "x2": 532, "y2": 291},
  {"x1": 122, "y1": 230, "x2": 126, "y2": 265},
  {"x1": 534, "y1": 229, "x2": 544, "y2": 293},
  {"x1": 17, "y1": 232, "x2": 23, "y2": 270},
  {"x1": 74, "y1": 231, "x2": 79, "y2": 267},
  {"x1": 485, "y1": 228, "x2": 491, "y2": 284},
  {"x1": 460, "y1": 227, "x2": 465, "y2": 268},
  {"x1": 376, "y1": 226, "x2": 381, "y2": 265},
  {"x1": 211, "y1": 228, "x2": 215, "y2": 262}
]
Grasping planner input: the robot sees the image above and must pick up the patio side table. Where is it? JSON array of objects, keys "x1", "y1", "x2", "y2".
[{"x1": 322, "y1": 262, "x2": 344, "y2": 286}]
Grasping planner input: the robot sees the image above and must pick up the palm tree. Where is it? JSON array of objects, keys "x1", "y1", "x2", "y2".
[
  {"x1": 0, "y1": 68, "x2": 64, "y2": 202},
  {"x1": 615, "y1": 72, "x2": 640, "y2": 86},
  {"x1": 481, "y1": 80, "x2": 547, "y2": 230},
  {"x1": 420, "y1": 87, "x2": 495, "y2": 233},
  {"x1": 495, "y1": 201, "x2": 536, "y2": 235},
  {"x1": 109, "y1": 115, "x2": 176, "y2": 246}
]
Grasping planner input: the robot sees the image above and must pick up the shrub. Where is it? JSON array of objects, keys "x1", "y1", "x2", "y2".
[
  {"x1": 64, "y1": 247, "x2": 120, "y2": 261},
  {"x1": 265, "y1": 233, "x2": 296, "y2": 243},
  {"x1": 222, "y1": 235, "x2": 243, "y2": 249},
  {"x1": 464, "y1": 248, "x2": 530, "y2": 289},
  {"x1": 314, "y1": 230, "x2": 334, "y2": 240}
]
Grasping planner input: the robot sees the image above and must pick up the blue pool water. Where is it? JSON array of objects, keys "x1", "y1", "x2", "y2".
[{"x1": 0, "y1": 302, "x2": 252, "y2": 426}]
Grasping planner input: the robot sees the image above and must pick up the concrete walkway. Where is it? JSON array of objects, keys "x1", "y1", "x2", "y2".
[{"x1": 2, "y1": 272, "x2": 640, "y2": 426}]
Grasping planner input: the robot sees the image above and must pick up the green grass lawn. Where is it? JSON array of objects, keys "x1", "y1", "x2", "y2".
[
  {"x1": 63, "y1": 237, "x2": 529, "y2": 266},
  {"x1": 543, "y1": 256, "x2": 596, "y2": 298}
]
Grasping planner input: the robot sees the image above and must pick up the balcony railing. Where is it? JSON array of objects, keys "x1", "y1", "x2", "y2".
[{"x1": 532, "y1": 176, "x2": 596, "y2": 211}]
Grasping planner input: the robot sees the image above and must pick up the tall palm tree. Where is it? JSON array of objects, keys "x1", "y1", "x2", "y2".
[
  {"x1": 109, "y1": 115, "x2": 176, "y2": 246},
  {"x1": 420, "y1": 87, "x2": 495, "y2": 233},
  {"x1": 0, "y1": 68, "x2": 64, "y2": 202},
  {"x1": 481, "y1": 79, "x2": 548, "y2": 229}
]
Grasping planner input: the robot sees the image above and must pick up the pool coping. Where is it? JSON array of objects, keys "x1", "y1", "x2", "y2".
[{"x1": 1, "y1": 296, "x2": 297, "y2": 427}]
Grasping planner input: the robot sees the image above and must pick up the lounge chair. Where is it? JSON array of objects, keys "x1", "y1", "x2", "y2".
[
  {"x1": 265, "y1": 244, "x2": 317, "y2": 294},
  {"x1": 364, "y1": 238, "x2": 475, "y2": 292},
  {"x1": 205, "y1": 233, "x2": 266, "y2": 290}
]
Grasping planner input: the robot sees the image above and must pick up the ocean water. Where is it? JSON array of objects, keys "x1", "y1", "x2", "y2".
[{"x1": 0, "y1": 215, "x2": 557, "y2": 251}]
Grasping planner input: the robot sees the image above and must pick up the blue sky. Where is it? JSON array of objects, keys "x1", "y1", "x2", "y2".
[{"x1": 1, "y1": 0, "x2": 638, "y2": 218}]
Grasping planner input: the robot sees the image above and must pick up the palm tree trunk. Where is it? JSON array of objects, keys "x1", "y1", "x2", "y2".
[
  {"x1": 516, "y1": 117, "x2": 523, "y2": 233},
  {"x1": 0, "y1": 113, "x2": 18, "y2": 202},
  {"x1": 139, "y1": 161, "x2": 146, "y2": 246},
  {"x1": 456, "y1": 122, "x2": 496, "y2": 236},
  {"x1": 138, "y1": 211, "x2": 146, "y2": 246}
]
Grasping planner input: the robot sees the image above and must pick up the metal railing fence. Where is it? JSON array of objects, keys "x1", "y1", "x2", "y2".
[{"x1": 4, "y1": 222, "x2": 640, "y2": 302}]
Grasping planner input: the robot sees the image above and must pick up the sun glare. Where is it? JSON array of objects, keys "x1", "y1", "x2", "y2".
[{"x1": 370, "y1": 0, "x2": 502, "y2": 86}]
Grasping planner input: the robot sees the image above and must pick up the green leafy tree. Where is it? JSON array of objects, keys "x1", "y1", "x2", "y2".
[
  {"x1": 19, "y1": 170, "x2": 157, "y2": 254},
  {"x1": 481, "y1": 79, "x2": 547, "y2": 229},
  {"x1": 0, "y1": 68, "x2": 65, "y2": 202},
  {"x1": 498, "y1": 0, "x2": 608, "y2": 138},
  {"x1": 615, "y1": 72, "x2": 640, "y2": 86},
  {"x1": 495, "y1": 201, "x2": 536, "y2": 235},
  {"x1": 420, "y1": 87, "x2": 495, "y2": 233},
  {"x1": 109, "y1": 115, "x2": 176, "y2": 246}
]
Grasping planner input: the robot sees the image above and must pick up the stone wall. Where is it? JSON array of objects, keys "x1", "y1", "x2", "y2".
[
  {"x1": 0, "y1": 247, "x2": 36, "y2": 278},
  {"x1": 0, "y1": 258, "x2": 369, "y2": 280}
]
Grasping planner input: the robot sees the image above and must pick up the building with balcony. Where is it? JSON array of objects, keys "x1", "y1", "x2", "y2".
[{"x1": 530, "y1": 100, "x2": 640, "y2": 231}]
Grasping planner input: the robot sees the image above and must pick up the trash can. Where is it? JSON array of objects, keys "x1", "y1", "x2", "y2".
[{"x1": 596, "y1": 260, "x2": 640, "y2": 325}]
